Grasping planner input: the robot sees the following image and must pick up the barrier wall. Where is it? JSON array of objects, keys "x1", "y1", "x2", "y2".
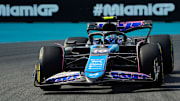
[{"x1": 0, "y1": 0, "x2": 180, "y2": 22}]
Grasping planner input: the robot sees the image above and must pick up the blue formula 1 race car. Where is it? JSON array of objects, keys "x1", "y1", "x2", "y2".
[{"x1": 33, "y1": 17, "x2": 174, "y2": 91}]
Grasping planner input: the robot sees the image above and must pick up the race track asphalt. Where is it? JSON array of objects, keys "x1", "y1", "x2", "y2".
[{"x1": 0, "y1": 35, "x2": 180, "y2": 101}]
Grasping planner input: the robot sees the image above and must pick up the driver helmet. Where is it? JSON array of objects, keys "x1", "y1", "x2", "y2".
[
  {"x1": 105, "y1": 34, "x2": 117, "y2": 44},
  {"x1": 117, "y1": 36, "x2": 123, "y2": 45}
]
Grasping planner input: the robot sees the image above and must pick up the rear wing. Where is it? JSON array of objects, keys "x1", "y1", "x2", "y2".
[
  {"x1": 87, "y1": 20, "x2": 152, "y2": 33},
  {"x1": 87, "y1": 20, "x2": 152, "y2": 41}
]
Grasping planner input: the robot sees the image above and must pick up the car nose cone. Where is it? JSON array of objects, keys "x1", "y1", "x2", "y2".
[{"x1": 85, "y1": 71, "x2": 104, "y2": 82}]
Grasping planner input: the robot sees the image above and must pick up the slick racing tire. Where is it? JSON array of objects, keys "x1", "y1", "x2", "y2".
[
  {"x1": 148, "y1": 35, "x2": 174, "y2": 74},
  {"x1": 140, "y1": 43, "x2": 164, "y2": 87},
  {"x1": 38, "y1": 46, "x2": 63, "y2": 91},
  {"x1": 64, "y1": 37, "x2": 88, "y2": 47}
]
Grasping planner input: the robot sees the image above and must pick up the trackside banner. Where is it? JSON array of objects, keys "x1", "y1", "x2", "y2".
[
  {"x1": 0, "y1": 4, "x2": 59, "y2": 17},
  {"x1": 0, "y1": 0, "x2": 180, "y2": 22}
]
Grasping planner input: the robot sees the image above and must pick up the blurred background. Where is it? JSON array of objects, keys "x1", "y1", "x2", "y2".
[{"x1": 0, "y1": 0, "x2": 180, "y2": 43}]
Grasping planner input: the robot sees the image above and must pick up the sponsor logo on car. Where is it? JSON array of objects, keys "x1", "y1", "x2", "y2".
[
  {"x1": 88, "y1": 59, "x2": 104, "y2": 69},
  {"x1": 89, "y1": 72, "x2": 99, "y2": 77}
]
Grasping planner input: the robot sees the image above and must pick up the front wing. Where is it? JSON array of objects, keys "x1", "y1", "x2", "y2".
[{"x1": 34, "y1": 69, "x2": 153, "y2": 87}]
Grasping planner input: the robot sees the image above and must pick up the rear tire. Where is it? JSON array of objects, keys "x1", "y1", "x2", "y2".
[
  {"x1": 140, "y1": 43, "x2": 164, "y2": 87},
  {"x1": 148, "y1": 35, "x2": 174, "y2": 74},
  {"x1": 38, "y1": 46, "x2": 63, "y2": 91}
]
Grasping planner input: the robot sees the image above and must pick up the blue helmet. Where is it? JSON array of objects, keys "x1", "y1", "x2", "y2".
[
  {"x1": 104, "y1": 34, "x2": 123, "y2": 45},
  {"x1": 105, "y1": 34, "x2": 117, "y2": 44}
]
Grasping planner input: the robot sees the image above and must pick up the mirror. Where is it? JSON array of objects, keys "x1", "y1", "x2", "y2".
[{"x1": 66, "y1": 40, "x2": 77, "y2": 44}]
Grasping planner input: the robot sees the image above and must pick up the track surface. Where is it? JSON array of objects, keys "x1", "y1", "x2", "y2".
[{"x1": 0, "y1": 35, "x2": 180, "y2": 101}]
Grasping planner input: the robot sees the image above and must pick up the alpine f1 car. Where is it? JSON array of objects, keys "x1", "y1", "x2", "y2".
[{"x1": 33, "y1": 16, "x2": 174, "y2": 91}]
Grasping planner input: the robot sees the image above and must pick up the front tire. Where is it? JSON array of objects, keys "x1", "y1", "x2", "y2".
[
  {"x1": 38, "y1": 46, "x2": 64, "y2": 91},
  {"x1": 139, "y1": 43, "x2": 164, "y2": 87},
  {"x1": 148, "y1": 35, "x2": 174, "y2": 74}
]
